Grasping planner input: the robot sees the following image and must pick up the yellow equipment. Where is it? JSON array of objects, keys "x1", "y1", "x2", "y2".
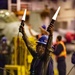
[{"x1": 5, "y1": 35, "x2": 37, "y2": 75}]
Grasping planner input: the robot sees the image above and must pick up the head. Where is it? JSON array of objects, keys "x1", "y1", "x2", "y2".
[
  {"x1": 45, "y1": 5, "x2": 48, "y2": 9},
  {"x1": 1, "y1": 36, "x2": 7, "y2": 44},
  {"x1": 40, "y1": 11, "x2": 50, "y2": 20},
  {"x1": 56, "y1": 35, "x2": 62, "y2": 43},
  {"x1": 36, "y1": 35, "x2": 48, "y2": 56}
]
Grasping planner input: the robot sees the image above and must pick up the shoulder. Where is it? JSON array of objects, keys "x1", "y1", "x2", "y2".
[{"x1": 57, "y1": 43, "x2": 63, "y2": 47}]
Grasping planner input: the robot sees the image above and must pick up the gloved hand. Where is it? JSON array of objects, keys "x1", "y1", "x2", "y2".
[
  {"x1": 47, "y1": 25, "x2": 54, "y2": 35},
  {"x1": 19, "y1": 25, "x2": 24, "y2": 34}
]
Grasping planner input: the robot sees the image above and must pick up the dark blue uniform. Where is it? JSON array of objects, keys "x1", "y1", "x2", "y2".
[
  {"x1": 53, "y1": 44, "x2": 66, "y2": 75},
  {"x1": 22, "y1": 32, "x2": 54, "y2": 75},
  {"x1": 0, "y1": 37, "x2": 10, "y2": 75}
]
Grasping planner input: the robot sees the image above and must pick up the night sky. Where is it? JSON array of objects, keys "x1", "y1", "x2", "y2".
[{"x1": 0, "y1": 0, "x2": 8, "y2": 9}]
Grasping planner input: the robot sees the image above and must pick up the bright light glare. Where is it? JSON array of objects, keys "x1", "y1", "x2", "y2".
[{"x1": 5, "y1": 12, "x2": 10, "y2": 16}]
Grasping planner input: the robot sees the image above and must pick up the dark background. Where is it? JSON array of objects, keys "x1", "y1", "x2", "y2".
[
  {"x1": 0, "y1": 0, "x2": 75, "y2": 9},
  {"x1": 0, "y1": 0, "x2": 8, "y2": 9},
  {"x1": 0, "y1": 0, "x2": 17, "y2": 9}
]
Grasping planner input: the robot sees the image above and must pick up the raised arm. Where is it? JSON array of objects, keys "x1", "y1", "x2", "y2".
[
  {"x1": 45, "y1": 6, "x2": 61, "y2": 56},
  {"x1": 45, "y1": 25, "x2": 54, "y2": 55},
  {"x1": 19, "y1": 26, "x2": 37, "y2": 57}
]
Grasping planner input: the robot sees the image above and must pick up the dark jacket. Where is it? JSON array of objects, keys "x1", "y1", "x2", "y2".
[
  {"x1": 22, "y1": 31, "x2": 54, "y2": 75},
  {"x1": 71, "y1": 52, "x2": 75, "y2": 64}
]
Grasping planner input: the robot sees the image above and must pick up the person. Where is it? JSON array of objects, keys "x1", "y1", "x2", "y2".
[
  {"x1": 23, "y1": 11, "x2": 39, "y2": 37},
  {"x1": 16, "y1": 10, "x2": 39, "y2": 37},
  {"x1": 0, "y1": 35, "x2": 11, "y2": 75},
  {"x1": 53, "y1": 35, "x2": 67, "y2": 75},
  {"x1": 19, "y1": 24, "x2": 54, "y2": 75},
  {"x1": 40, "y1": 7, "x2": 50, "y2": 28},
  {"x1": 36, "y1": 25, "x2": 49, "y2": 40},
  {"x1": 71, "y1": 51, "x2": 75, "y2": 64},
  {"x1": 40, "y1": 25, "x2": 49, "y2": 35}
]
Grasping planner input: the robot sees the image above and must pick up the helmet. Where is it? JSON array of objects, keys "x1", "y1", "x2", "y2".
[
  {"x1": 41, "y1": 25, "x2": 46, "y2": 30},
  {"x1": 37, "y1": 35, "x2": 48, "y2": 45},
  {"x1": 1, "y1": 37, "x2": 7, "y2": 42}
]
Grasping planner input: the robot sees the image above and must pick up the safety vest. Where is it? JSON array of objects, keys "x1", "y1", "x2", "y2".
[{"x1": 57, "y1": 41, "x2": 66, "y2": 58}]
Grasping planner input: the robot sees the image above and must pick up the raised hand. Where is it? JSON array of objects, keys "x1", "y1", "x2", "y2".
[
  {"x1": 47, "y1": 25, "x2": 54, "y2": 35},
  {"x1": 19, "y1": 25, "x2": 24, "y2": 34}
]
